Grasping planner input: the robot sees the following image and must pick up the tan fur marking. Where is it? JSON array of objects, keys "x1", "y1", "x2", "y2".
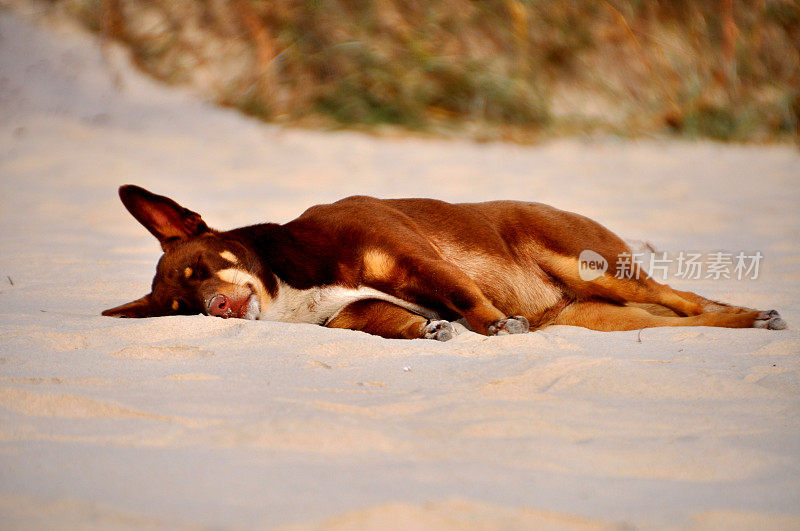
[
  {"x1": 537, "y1": 253, "x2": 598, "y2": 287},
  {"x1": 184, "y1": 267, "x2": 193, "y2": 278},
  {"x1": 538, "y1": 252, "x2": 636, "y2": 296},
  {"x1": 219, "y1": 251, "x2": 239, "y2": 264},
  {"x1": 363, "y1": 249, "x2": 395, "y2": 281},
  {"x1": 171, "y1": 299, "x2": 179, "y2": 311}
]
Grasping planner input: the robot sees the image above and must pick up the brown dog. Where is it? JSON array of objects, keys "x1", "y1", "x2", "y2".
[{"x1": 103, "y1": 185, "x2": 787, "y2": 340}]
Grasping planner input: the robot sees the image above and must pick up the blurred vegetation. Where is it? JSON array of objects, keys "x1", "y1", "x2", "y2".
[{"x1": 53, "y1": 0, "x2": 799, "y2": 141}]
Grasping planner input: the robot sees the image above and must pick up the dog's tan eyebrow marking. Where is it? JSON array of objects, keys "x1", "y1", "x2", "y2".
[
  {"x1": 219, "y1": 251, "x2": 239, "y2": 263},
  {"x1": 171, "y1": 299, "x2": 179, "y2": 311},
  {"x1": 184, "y1": 267, "x2": 193, "y2": 278}
]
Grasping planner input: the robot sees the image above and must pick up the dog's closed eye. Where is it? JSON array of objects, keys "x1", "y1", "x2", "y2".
[
  {"x1": 171, "y1": 299, "x2": 196, "y2": 314},
  {"x1": 184, "y1": 257, "x2": 209, "y2": 281}
]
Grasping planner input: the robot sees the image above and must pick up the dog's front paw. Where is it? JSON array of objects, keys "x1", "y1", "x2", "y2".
[
  {"x1": 488, "y1": 315, "x2": 530, "y2": 336},
  {"x1": 423, "y1": 320, "x2": 456, "y2": 341},
  {"x1": 754, "y1": 309, "x2": 788, "y2": 330}
]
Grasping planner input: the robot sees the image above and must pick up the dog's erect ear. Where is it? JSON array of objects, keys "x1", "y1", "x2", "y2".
[
  {"x1": 118, "y1": 185, "x2": 209, "y2": 250},
  {"x1": 102, "y1": 293, "x2": 156, "y2": 318}
]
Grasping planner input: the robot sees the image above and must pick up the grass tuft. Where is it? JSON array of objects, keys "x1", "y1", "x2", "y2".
[{"x1": 51, "y1": 0, "x2": 800, "y2": 142}]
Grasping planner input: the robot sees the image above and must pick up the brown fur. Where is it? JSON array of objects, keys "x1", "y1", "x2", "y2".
[
  {"x1": 327, "y1": 300, "x2": 429, "y2": 340},
  {"x1": 103, "y1": 186, "x2": 787, "y2": 339}
]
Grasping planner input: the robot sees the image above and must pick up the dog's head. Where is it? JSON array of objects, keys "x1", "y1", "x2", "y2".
[{"x1": 102, "y1": 185, "x2": 270, "y2": 319}]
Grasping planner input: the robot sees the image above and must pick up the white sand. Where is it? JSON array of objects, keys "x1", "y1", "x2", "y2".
[{"x1": 1, "y1": 6, "x2": 799, "y2": 529}]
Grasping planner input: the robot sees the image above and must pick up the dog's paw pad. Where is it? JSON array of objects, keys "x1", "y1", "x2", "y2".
[
  {"x1": 754, "y1": 310, "x2": 787, "y2": 330},
  {"x1": 423, "y1": 320, "x2": 456, "y2": 341},
  {"x1": 488, "y1": 315, "x2": 530, "y2": 336}
]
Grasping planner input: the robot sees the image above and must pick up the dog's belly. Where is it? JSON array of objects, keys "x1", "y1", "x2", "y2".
[{"x1": 259, "y1": 284, "x2": 438, "y2": 325}]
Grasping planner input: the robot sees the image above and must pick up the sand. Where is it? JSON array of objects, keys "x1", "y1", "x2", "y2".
[{"x1": 1, "y1": 4, "x2": 799, "y2": 529}]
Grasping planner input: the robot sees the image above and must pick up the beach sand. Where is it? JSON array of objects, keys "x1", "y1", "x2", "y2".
[{"x1": 1, "y1": 5, "x2": 799, "y2": 529}]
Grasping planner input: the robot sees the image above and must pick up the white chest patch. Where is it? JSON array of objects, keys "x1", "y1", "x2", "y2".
[{"x1": 259, "y1": 283, "x2": 437, "y2": 325}]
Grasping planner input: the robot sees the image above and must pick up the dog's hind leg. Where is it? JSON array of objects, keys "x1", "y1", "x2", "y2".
[
  {"x1": 671, "y1": 288, "x2": 767, "y2": 314},
  {"x1": 563, "y1": 264, "x2": 785, "y2": 327},
  {"x1": 553, "y1": 300, "x2": 786, "y2": 331}
]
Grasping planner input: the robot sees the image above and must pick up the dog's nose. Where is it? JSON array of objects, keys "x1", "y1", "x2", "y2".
[{"x1": 207, "y1": 294, "x2": 231, "y2": 317}]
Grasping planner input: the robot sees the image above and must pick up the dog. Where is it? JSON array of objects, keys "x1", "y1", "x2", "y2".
[{"x1": 103, "y1": 185, "x2": 787, "y2": 340}]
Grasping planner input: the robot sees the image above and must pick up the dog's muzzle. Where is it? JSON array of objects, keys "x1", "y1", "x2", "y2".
[{"x1": 206, "y1": 293, "x2": 259, "y2": 319}]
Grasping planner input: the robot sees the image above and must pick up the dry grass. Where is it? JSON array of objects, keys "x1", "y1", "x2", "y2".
[{"x1": 55, "y1": 0, "x2": 799, "y2": 141}]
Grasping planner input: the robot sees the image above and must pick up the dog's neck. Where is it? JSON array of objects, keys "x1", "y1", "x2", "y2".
[{"x1": 225, "y1": 222, "x2": 342, "y2": 292}]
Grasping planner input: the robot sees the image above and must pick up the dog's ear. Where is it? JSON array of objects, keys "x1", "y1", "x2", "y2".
[
  {"x1": 118, "y1": 185, "x2": 209, "y2": 250},
  {"x1": 102, "y1": 293, "x2": 157, "y2": 318}
]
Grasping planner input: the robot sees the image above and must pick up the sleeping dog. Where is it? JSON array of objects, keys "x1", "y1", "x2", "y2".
[{"x1": 103, "y1": 185, "x2": 787, "y2": 340}]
